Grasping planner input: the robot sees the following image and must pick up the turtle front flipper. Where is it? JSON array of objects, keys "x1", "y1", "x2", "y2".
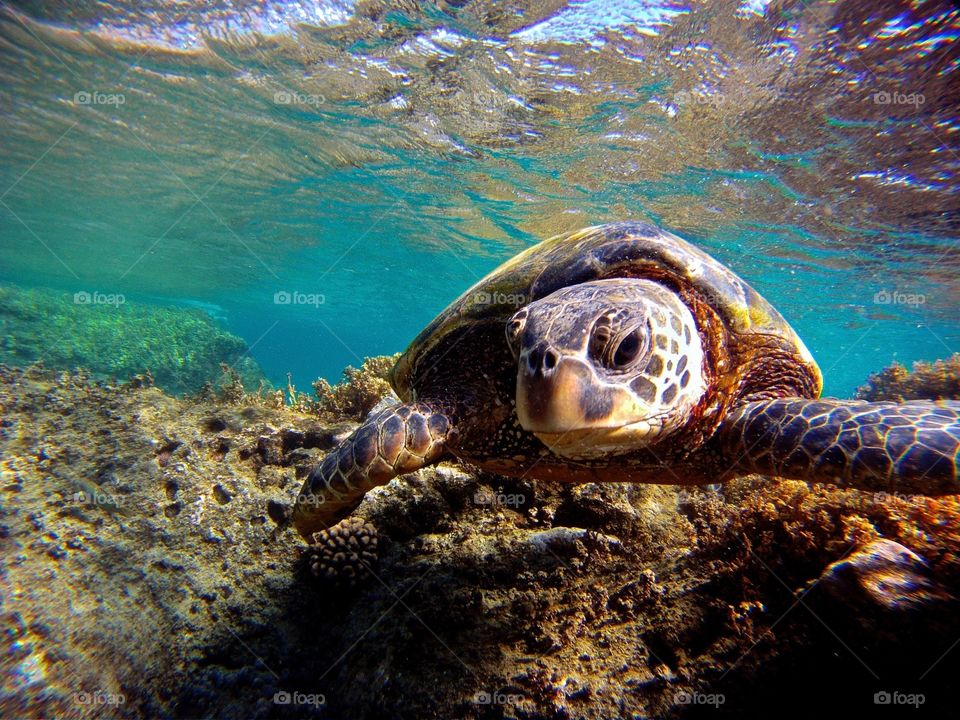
[
  {"x1": 717, "y1": 399, "x2": 960, "y2": 494},
  {"x1": 292, "y1": 403, "x2": 454, "y2": 538}
]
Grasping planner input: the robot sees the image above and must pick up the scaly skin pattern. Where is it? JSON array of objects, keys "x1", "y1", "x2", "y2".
[
  {"x1": 718, "y1": 399, "x2": 960, "y2": 493},
  {"x1": 292, "y1": 403, "x2": 453, "y2": 538}
]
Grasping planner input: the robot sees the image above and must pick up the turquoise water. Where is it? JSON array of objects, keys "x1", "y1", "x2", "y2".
[{"x1": 1, "y1": 0, "x2": 958, "y2": 397}]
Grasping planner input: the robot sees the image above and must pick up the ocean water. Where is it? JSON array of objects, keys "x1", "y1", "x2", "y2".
[
  {"x1": 0, "y1": 0, "x2": 958, "y2": 397},
  {"x1": 3, "y1": 3, "x2": 960, "y2": 718}
]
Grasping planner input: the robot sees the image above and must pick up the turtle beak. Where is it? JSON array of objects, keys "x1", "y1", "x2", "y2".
[
  {"x1": 516, "y1": 343, "x2": 667, "y2": 459},
  {"x1": 516, "y1": 346, "x2": 600, "y2": 432}
]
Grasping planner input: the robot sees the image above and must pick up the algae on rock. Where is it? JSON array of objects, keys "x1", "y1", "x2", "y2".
[
  {"x1": 309, "y1": 353, "x2": 400, "y2": 420},
  {"x1": 0, "y1": 284, "x2": 265, "y2": 395},
  {"x1": 1, "y1": 356, "x2": 959, "y2": 719}
]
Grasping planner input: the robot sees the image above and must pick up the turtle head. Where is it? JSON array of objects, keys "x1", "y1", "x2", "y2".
[{"x1": 506, "y1": 278, "x2": 707, "y2": 459}]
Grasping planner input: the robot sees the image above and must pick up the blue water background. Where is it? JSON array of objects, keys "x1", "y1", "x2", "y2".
[{"x1": 1, "y1": 0, "x2": 957, "y2": 396}]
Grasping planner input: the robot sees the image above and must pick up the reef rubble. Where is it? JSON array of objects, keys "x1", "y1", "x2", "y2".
[{"x1": 1, "y1": 358, "x2": 958, "y2": 719}]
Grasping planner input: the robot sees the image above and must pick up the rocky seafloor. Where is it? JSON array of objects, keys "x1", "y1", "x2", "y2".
[{"x1": 2, "y1": 356, "x2": 960, "y2": 719}]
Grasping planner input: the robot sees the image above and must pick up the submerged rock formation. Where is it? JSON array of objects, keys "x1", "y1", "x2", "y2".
[
  {"x1": 0, "y1": 284, "x2": 265, "y2": 395},
  {"x1": 1, "y1": 358, "x2": 958, "y2": 718}
]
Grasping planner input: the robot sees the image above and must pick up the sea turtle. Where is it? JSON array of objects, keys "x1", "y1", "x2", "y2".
[{"x1": 293, "y1": 222, "x2": 960, "y2": 538}]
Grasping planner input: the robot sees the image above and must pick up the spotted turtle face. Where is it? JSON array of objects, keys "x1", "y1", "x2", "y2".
[{"x1": 505, "y1": 278, "x2": 707, "y2": 459}]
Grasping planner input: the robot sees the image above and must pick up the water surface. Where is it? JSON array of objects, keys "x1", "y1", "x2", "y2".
[{"x1": 1, "y1": 0, "x2": 957, "y2": 395}]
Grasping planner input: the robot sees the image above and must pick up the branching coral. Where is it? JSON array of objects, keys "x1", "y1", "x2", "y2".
[{"x1": 311, "y1": 354, "x2": 400, "y2": 421}]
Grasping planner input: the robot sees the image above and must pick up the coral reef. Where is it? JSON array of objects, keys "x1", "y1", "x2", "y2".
[
  {"x1": 1, "y1": 358, "x2": 958, "y2": 719},
  {"x1": 0, "y1": 284, "x2": 265, "y2": 395},
  {"x1": 309, "y1": 354, "x2": 400, "y2": 420},
  {"x1": 306, "y1": 517, "x2": 379, "y2": 587},
  {"x1": 856, "y1": 353, "x2": 960, "y2": 401}
]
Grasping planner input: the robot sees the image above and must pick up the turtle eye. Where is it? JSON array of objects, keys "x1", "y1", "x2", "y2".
[
  {"x1": 506, "y1": 310, "x2": 527, "y2": 355},
  {"x1": 593, "y1": 323, "x2": 647, "y2": 371},
  {"x1": 612, "y1": 329, "x2": 643, "y2": 367}
]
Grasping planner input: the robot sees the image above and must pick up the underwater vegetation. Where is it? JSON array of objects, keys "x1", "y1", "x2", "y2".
[
  {"x1": 856, "y1": 353, "x2": 960, "y2": 402},
  {"x1": 0, "y1": 284, "x2": 264, "y2": 395},
  {"x1": 198, "y1": 354, "x2": 400, "y2": 421},
  {"x1": 305, "y1": 354, "x2": 400, "y2": 421},
  {"x1": 1, "y1": 356, "x2": 958, "y2": 718}
]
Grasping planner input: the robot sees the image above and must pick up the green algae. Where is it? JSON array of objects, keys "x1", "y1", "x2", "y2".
[{"x1": 0, "y1": 284, "x2": 265, "y2": 395}]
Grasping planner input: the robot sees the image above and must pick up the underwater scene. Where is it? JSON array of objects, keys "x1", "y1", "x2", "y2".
[{"x1": 1, "y1": 0, "x2": 959, "y2": 717}]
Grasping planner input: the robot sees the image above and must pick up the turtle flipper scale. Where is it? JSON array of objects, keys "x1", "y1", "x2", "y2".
[
  {"x1": 718, "y1": 399, "x2": 960, "y2": 494},
  {"x1": 292, "y1": 403, "x2": 453, "y2": 538}
]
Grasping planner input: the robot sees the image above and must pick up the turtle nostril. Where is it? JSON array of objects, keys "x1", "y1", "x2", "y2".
[
  {"x1": 526, "y1": 349, "x2": 540, "y2": 374},
  {"x1": 524, "y1": 346, "x2": 559, "y2": 376},
  {"x1": 543, "y1": 349, "x2": 558, "y2": 372}
]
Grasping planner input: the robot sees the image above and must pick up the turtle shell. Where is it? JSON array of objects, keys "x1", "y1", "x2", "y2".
[{"x1": 392, "y1": 222, "x2": 822, "y2": 423}]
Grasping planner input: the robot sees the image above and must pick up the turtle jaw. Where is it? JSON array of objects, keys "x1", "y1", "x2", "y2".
[
  {"x1": 530, "y1": 421, "x2": 669, "y2": 460},
  {"x1": 515, "y1": 355, "x2": 670, "y2": 458}
]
